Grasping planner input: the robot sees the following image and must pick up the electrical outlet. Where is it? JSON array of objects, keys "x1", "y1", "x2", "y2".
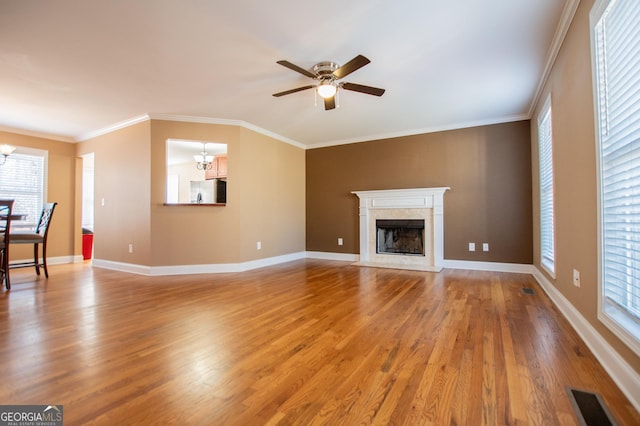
[
  {"x1": 338, "y1": 237, "x2": 343, "y2": 246},
  {"x1": 101, "y1": 198, "x2": 105, "y2": 206},
  {"x1": 469, "y1": 242, "x2": 476, "y2": 252},
  {"x1": 128, "y1": 244, "x2": 133, "y2": 253},
  {"x1": 573, "y1": 269, "x2": 581, "y2": 287},
  {"x1": 483, "y1": 243, "x2": 489, "y2": 252},
  {"x1": 256, "y1": 241, "x2": 261, "y2": 250}
]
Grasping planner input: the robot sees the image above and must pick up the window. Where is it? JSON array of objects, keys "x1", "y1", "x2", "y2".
[
  {"x1": 591, "y1": 0, "x2": 640, "y2": 354},
  {"x1": 538, "y1": 95, "x2": 555, "y2": 276},
  {"x1": 0, "y1": 147, "x2": 47, "y2": 229}
]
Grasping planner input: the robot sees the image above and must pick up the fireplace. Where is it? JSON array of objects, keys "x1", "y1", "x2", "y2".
[
  {"x1": 376, "y1": 219, "x2": 425, "y2": 255},
  {"x1": 352, "y1": 188, "x2": 449, "y2": 271}
]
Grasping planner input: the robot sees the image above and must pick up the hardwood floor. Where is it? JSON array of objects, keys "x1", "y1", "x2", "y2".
[{"x1": 1, "y1": 260, "x2": 638, "y2": 425}]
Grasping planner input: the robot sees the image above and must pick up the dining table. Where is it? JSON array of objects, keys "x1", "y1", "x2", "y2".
[{"x1": 1, "y1": 214, "x2": 27, "y2": 221}]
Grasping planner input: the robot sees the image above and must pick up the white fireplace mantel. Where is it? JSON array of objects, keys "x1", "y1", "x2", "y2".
[{"x1": 352, "y1": 187, "x2": 449, "y2": 272}]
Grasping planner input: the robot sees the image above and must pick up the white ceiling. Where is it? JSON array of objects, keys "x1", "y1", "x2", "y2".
[{"x1": 0, "y1": 0, "x2": 575, "y2": 148}]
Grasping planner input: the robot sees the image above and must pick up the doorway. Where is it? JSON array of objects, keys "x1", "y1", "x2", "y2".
[{"x1": 81, "y1": 153, "x2": 94, "y2": 259}]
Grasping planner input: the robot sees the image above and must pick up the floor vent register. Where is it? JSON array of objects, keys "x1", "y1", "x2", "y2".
[{"x1": 566, "y1": 387, "x2": 617, "y2": 426}]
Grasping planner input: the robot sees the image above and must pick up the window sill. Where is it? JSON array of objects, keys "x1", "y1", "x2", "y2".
[
  {"x1": 599, "y1": 303, "x2": 640, "y2": 357},
  {"x1": 540, "y1": 260, "x2": 556, "y2": 279}
]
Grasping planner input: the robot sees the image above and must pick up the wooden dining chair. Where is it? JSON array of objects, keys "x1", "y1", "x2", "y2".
[
  {"x1": 10, "y1": 202, "x2": 57, "y2": 278},
  {"x1": 0, "y1": 199, "x2": 15, "y2": 290}
]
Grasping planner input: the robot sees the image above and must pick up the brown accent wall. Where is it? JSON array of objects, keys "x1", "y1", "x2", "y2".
[
  {"x1": 531, "y1": 0, "x2": 640, "y2": 373},
  {"x1": 306, "y1": 121, "x2": 533, "y2": 263},
  {"x1": 1, "y1": 131, "x2": 78, "y2": 262}
]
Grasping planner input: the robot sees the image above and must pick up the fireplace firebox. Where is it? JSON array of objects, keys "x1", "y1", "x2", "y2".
[{"x1": 376, "y1": 219, "x2": 425, "y2": 256}]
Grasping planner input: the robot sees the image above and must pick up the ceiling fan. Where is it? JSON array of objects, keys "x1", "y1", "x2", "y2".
[{"x1": 272, "y1": 54, "x2": 385, "y2": 110}]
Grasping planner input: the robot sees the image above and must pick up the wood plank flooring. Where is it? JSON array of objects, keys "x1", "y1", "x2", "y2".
[{"x1": 1, "y1": 260, "x2": 638, "y2": 425}]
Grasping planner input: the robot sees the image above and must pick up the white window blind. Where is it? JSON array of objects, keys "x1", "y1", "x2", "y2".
[
  {"x1": 592, "y1": 0, "x2": 640, "y2": 351},
  {"x1": 0, "y1": 151, "x2": 45, "y2": 228},
  {"x1": 538, "y1": 96, "x2": 555, "y2": 276}
]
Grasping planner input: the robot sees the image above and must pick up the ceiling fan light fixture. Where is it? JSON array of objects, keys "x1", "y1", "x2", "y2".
[
  {"x1": 317, "y1": 82, "x2": 337, "y2": 99},
  {"x1": 274, "y1": 55, "x2": 384, "y2": 111}
]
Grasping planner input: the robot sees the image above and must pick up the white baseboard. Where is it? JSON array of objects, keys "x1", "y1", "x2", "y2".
[
  {"x1": 91, "y1": 259, "x2": 152, "y2": 276},
  {"x1": 92, "y1": 251, "x2": 308, "y2": 276},
  {"x1": 234, "y1": 251, "x2": 307, "y2": 272},
  {"x1": 304, "y1": 254, "x2": 535, "y2": 274},
  {"x1": 98, "y1": 251, "x2": 532, "y2": 273},
  {"x1": 531, "y1": 268, "x2": 640, "y2": 413},
  {"x1": 443, "y1": 259, "x2": 535, "y2": 274},
  {"x1": 305, "y1": 251, "x2": 360, "y2": 262},
  {"x1": 10, "y1": 255, "x2": 84, "y2": 266}
]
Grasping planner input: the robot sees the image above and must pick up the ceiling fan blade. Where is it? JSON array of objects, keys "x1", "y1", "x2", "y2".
[
  {"x1": 332, "y1": 55, "x2": 370, "y2": 79},
  {"x1": 272, "y1": 85, "x2": 315, "y2": 97},
  {"x1": 324, "y1": 96, "x2": 336, "y2": 110},
  {"x1": 276, "y1": 60, "x2": 316, "y2": 79},
  {"x1": 342, "y1": 82, "x2": 385, "y2": 97}
]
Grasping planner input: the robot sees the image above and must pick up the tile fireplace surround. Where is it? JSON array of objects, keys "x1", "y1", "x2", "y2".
[{"x1": 352, "y1": 188, "x2": 449, "y2": 272}]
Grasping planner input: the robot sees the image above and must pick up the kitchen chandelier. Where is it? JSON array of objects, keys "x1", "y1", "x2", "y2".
[{"x1": 194, "y1": 143, "x2": 214, "y2": 170}]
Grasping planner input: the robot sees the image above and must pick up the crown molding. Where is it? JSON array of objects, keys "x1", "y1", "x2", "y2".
[
  {"x1": 0, "y1": 125, "x2": 75, "y2": 143},
  {"x1": 77, "y1": 114, "x2": 151, "y2": 141},
  {"x1": 148, "y1": 114, "x2": 306, "y2": 149},
  {"x1": 78, "y1": 113, "x2": 305, "y2": 149},
  {"x1": 5, "y1": 110, "x2": 532, "y2": 150},
  {"x1": 306, "y1": 113, "x2": 530, "y2": 150},
  {"x1": 79, "y1": 112, "x2": 530, "y2": 151},
  {"x1": 528, "y1": 0, "x2": 581, "y2": 117}
]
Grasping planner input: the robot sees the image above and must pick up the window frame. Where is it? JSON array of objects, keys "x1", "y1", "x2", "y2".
[
  {"x1": 590, "y1": 0, "x2": 640, "y2": 356},
  {"x1": 538, "y1": 94, "x2": 556, "y2": 278},
  {"x1": 0, "y1": 146, "x2": 48, "y2": 229}
]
